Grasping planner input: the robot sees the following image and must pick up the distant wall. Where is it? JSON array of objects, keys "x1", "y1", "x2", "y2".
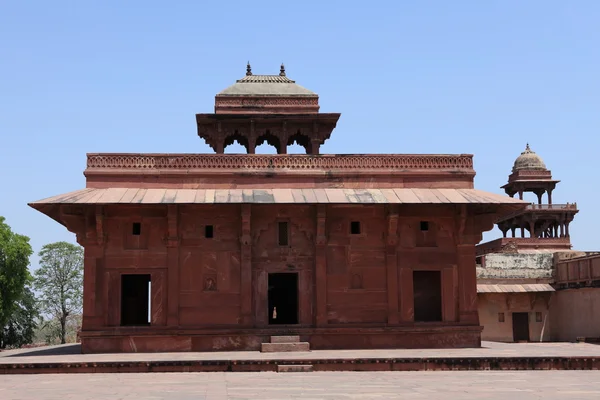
[
  {"x1": 550, "y1": 288, "x2": 600, "y2": 341},
  {"x1": 477, "y1": 253, "x2": 554, "y2": 281},
  {"x1": 478, "y1": 293, "x2": 552, "y2": 342}
]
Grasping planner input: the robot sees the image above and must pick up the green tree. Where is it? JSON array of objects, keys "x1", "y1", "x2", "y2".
[
  {"x1": 34, "y1": 241, "x2": 83, "y2": 344},
  {"x1": 2, "y1": 285, "x2": 38, "y2": 348},
  {"x1": 0, "y1": 216, "x2": 33, "y2": 349}
]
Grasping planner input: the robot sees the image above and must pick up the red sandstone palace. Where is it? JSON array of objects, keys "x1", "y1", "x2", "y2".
[{"x1": 30, "y1": 65, "x2": 525, "y2": 353}]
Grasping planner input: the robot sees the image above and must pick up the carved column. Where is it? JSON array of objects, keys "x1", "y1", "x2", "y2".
[
  {"x1": 240, "y1": 204, "x2": 253, "y2": 325},
  {"x1": 315, "y1": 205, "x2": 328, "y2": 326},
  {"x1": 385, "y1": 206, "x2": 399, "y2": 325},
  {"x1": 166, "y1": 205, "x2": 180, "y2": 326},
  {"x1": 248, "y1": 120, "x2": 256, "y2": 154},
  {"x1": 310, "y1": 139, "x2": 321, "y2": 155}
]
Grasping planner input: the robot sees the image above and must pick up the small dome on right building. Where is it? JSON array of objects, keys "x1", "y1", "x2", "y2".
[{"x1": 512, "y1": 144, "x2": 547, "y2": 172}]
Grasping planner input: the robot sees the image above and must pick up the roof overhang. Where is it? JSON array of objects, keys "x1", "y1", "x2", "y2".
[
  {"x1": 30, "y1": 187, "x2": 526, "y2": 208},
  {"x1": 477, "y1": 284, "x2": 555, "y2": 293}
]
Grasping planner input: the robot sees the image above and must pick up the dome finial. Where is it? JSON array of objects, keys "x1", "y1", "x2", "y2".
[
  {"x1": 280, "y1": 63, "x2": 286, "y2": 76},
  {"x1": 246, "y1": 61, "x2": 252, "y2": 76},
  {"x1": 526, "y1": 143, "x2": 530, "y2": 151}
]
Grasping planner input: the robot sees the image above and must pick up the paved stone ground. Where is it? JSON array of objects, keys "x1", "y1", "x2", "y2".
[
  {"x1": 1, "y1": 371, "x2": 600, "y2": 399},
  {"x1": 2, "y1": 341, "x2": 600, "y2": 363}
]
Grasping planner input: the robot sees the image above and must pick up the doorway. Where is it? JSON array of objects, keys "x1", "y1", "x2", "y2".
[
  {"x1": 268, "y1": 273, "x2": 298, "y2": 325},
  {"x1": 413, "y1": 271, "x2": 442, "y2": 322},
  {"x1": 512, "y1": 312, "x2": 530, "y2": 342},
  {"x1": 121, "y1": 274, "x2": 151, "y2": 326}
]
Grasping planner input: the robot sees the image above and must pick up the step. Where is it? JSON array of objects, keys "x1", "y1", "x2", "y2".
[
  {"x1": 277, "y1": 364, "x2": 313, "y2": 373},
  {"x1": 271, "y1": 335, "x2": 300, "y2": 343},
  {"x1": 261, "y1": 342, "x2": 310, "y2": 353}
]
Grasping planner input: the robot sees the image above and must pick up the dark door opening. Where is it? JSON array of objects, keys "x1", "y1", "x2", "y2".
[
  {"x1": 413, "y1": 270, "x2": 442, "y2": 322},
  {"x1": 121, "y1": 274, "x2": 151, "y2": 326},
  {"x1": 268, "y1": 273, "x2": 298, "y2": 325},
  {"x1": 512, "y1": 312, "x2": 530, "y2": 342}
]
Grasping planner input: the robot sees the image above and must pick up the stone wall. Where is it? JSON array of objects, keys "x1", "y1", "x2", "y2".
[{"x1": 477, "y1": 253, "x2": 554, "y2": 281}]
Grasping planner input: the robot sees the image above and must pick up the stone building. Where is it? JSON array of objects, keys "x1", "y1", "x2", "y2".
[
  {"x1": 476, "y1": 145, "x2": 600, "y2": 343},
  {"x1": 29, "y1": 65, "x2": 524, "y2": 353}
]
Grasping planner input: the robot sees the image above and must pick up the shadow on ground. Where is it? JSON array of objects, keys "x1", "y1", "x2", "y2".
[{"x1": 6, "y1": 344, "x2": 81, "y2": 357}]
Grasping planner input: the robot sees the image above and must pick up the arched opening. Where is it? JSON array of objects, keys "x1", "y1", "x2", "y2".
[
  {"x1": 255, "y1": 132, "x2": 281, "y2": 154},
  {"x1": 224, "y1": 133, "x2": 249, "y2": 154},
  {"x1": 287, "y1": 132, "x2": 310, "y2": 154}
]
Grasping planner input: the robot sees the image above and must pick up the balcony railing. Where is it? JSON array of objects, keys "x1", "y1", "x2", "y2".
[
  {"x1": 497, "y1": 203, "x2": 578, "y2": 222},
  {"x1": 85, "y1": 154, "x2": 474, "y2": 171}
]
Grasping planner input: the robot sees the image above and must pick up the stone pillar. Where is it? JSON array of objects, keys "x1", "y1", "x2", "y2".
[
  {"x1": 560, "y1": 221, "x2": 564, "y2": 238},
  {"x1": 278, "y1": 144, "x2": 287, "y2": 154},
  {"x1": 385, "y1": 207, "x2": 399, "y2": 325},
  {"x1": 315, "y1": 205, "x2": 328, "y2": 327},
  {"x1": 398, "y1": 266, "x2": 414, "y2": 322},
  {"x1": 166, "y1": 205, "x2": 180, "y2": 326},
  {"x1": 81, "y1": 207, "x2": 105, "y2": 330},
  {"x1": 82, "y1": 245, "x2": 103, "y2": 329},
  {"x1": 548, "y1": 189, "x2": 553, "y2": 205},
  {"x1": 247, "y1": 139, "x2": 256, "y2": 154},
  {"x1": 310, "y1": 139, "x2": 321, "y2": 155},
  {"x1": 457, "y1": 244, "x2": 478, "y2": 324},
  {"x1": 215, "y1": 140, "x2": 224, "y2": 154},
  {"x1": 529, "y1": 220, "x2": 536, "y2": 238},
  {"x1": 240, "y1": 204, "x2": 253, "y2": 325},
  {"x1": 248, "y1": 120, "x2": 256, "y2": 154},
  {"x1": 565, "y1": 221, "x2": 570, "y2": 238}
]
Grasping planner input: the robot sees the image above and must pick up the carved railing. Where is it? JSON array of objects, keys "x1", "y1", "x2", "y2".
[
  {"x1": 86, "y1": 154, "x2": 474, "y2": 171},
  {"x1": 497, "y1": 203, "x2": 578, "y2": 222}
]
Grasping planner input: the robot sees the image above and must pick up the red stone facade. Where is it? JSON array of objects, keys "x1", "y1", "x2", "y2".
[{"x1": 30, "y1": 68, "x2": 525, "y2": 353}]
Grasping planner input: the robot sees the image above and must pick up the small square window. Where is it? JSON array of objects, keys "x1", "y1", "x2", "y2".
[
  {"x1": 536, "y1": 312, "x2": 543, "y2": 322},
  {"x1": 205, "y1": 225, "x2": 214, "y2": 239},
  {"x1": 278, "y1": 222, "x2": 289, "y2": 246},
  {"x1": 350, "y1": 221, "x2": 361, "y2": 235},
  {"x1": 132, "y1": 222, "x2": 141, "y2": 236},
  {"x1": 498, "y1": 312, "x2": 505, "y2": 323},
  {"x1": 420, "y1": 221, "x2": 429, "y2": 231}
]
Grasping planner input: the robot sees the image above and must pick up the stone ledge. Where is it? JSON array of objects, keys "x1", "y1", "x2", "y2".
[
  {"x1": 2, "y1": 356, "x2": 600, "y2": 374},
  {"x1": 261, "y1": 342, "x2": 310, "y2": 352}
]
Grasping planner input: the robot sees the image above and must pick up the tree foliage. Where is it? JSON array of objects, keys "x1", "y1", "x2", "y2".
[
  {"x1": 2, "y1": 285, "x2": 38, "y2": 348},
  {"x1": 0, "y1": 216, "x2": 33, "y2": 348},
  {"x1": 34, "y1": 241, "x2": 83, "y2": 344}
]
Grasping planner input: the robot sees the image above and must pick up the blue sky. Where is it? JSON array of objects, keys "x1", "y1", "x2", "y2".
[{"x1": 1, "y1": 1, "x2": 599, "y2": 270}]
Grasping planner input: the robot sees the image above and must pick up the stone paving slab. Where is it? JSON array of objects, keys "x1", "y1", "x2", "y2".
[
  {"x1": 1, "y1": 371, "x2": 600, "y2": 399},
  {"x1": 2, "y1": 341, "x2": 600, "y2": 364}
]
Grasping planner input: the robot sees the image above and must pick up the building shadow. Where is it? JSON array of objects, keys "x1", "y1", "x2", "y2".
[{"x1": 6, "y1": 344, "x2": 81, "y2": 357}]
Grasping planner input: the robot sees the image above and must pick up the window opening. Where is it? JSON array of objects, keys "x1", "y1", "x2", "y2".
[
  {"x1": 350, "y1": 221, "x2": 361, "y2": 235},
  {"x1": 205, "y1": 225, "x2": 214, "y2": 239},
  {"x1": 278, "y1": 222, "x2": 289, "y2": 246},
  {"x1": 132, "y1": 222, "x2": 141, "y2": 236}
]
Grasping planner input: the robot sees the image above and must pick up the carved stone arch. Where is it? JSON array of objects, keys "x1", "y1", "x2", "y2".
[
  {"x1": 224, "y1": 131, "x2": 250, "y2": 153},
  {"x1": 255, "y1": 131, "x2": 282, "y2": 154},
  {"x1": 287, "y1": 132, "x2": 311, "y2": 154}
]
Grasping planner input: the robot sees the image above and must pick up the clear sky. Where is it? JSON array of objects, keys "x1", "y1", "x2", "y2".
[{"x1": 1, "y1": 1, "x2": 599, "y2": 270}]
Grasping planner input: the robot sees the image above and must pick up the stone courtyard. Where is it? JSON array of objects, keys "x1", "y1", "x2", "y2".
[{"x1": 2, "y1": 371, "x2": 600, "y2": 399}]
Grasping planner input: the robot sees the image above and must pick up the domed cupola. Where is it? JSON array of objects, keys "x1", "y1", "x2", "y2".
[{"x1": 512, "y1": 144, "x2": 547, "y2": 172}]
